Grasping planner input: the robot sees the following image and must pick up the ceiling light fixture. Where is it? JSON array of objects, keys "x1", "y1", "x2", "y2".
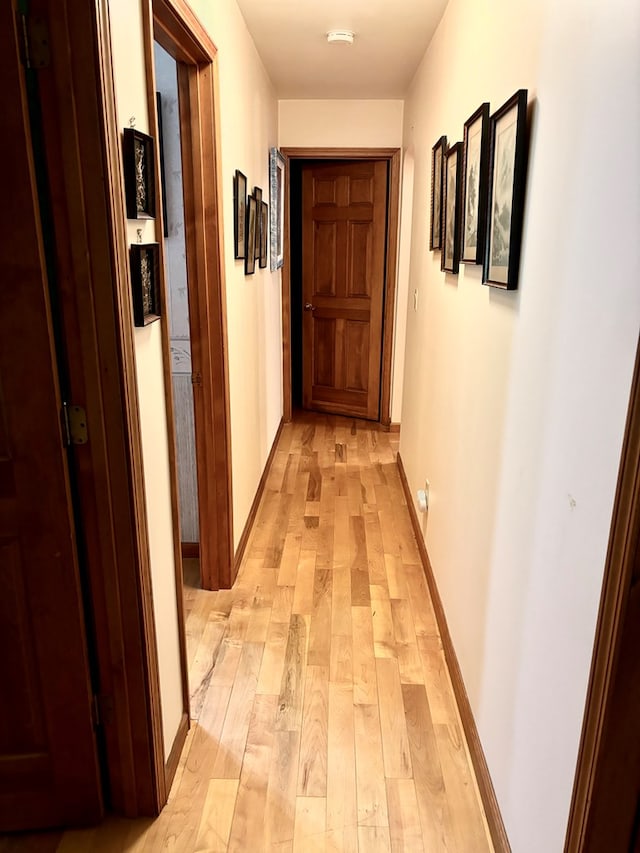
[{"x1": 326, "y1": 30, "x2": 355, "y2": 45}]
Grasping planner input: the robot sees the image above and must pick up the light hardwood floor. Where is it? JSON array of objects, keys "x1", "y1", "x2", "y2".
[{"x1": 3, "y1": 414, "x2": 492, "y2": 852}]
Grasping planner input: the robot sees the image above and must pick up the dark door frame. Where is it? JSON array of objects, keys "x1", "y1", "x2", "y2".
[
  {"x1": 23, "y1": 0, "x2": 233, "y2": 820},
  {"x1": 0, "y1": 5, "x2": 104, "y2": 827},
  {"x1": 31, "y1": 0, "x2": 173, "y2": 815},
  {"x1": 565, "y1": 335, "x2": 640, "y2": 850},
  {"x1": 280, "y1": 147, "x2": 401, "y2": 427},
  {"x1": 147, "y1": 0, "x2": 234, "y2": 591}
]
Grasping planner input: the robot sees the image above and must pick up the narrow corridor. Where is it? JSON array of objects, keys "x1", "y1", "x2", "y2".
[{"x1": 9, "y1": 414, "x2": 492, "y2": 852}]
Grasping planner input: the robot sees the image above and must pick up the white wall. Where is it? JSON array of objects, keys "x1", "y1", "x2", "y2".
[
  {"x1": 399, "y1": 0, "x2": 640, "y2": 849},
  {"x1": 190, "y1": 0, "x2": 282, "y2": 551},
  {"x1": 108, "y1": 0, "x2": 184, "y2": 757},
  {"x1": 278, "y1": 99, "x2": 403, "y2": 148}
]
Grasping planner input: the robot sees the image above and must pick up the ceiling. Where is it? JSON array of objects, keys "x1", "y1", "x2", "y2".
[{"x1": 234, "y1": 0, "x2": 449, "y2": 99}]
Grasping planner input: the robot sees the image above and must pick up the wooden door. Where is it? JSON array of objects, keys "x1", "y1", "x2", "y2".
[
  {"x1": 302, "y1": 160, "x2": 388, "y2": 420},
  {"x1": 580, "y1": 504, "x2": 640, "y2": 851},
  {"x1": 0, "y1": 6, "x2": 103, "y2": 830},
  {"x1": 566, "y1": 340, "x2": 640, "y2": 852}
]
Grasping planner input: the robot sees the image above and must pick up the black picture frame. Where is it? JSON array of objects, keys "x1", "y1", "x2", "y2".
[
  {"x1": 441, "y1": 142, "x2": 464, "y2": 274},
  {"x1": 156, "y1": 93, "x2": 169, "y2": 238},
  {"x1": 254, "y1": 187, "x2": 262, "y2": 260},
  {"x1": 234, "y1": 170, "x2": 247, "y2": 260},
  {"x1": 429, "y1": 135, "x2": 447, "y2": 250},
  {"x1": 122, "y1": 128, "x2": 156, "y2": 220},
  {"x1": 484, "y1": 89, "x2": 528, "y2": 289},
  {"x1": 461, "y1": 103, "x2": 490, "y2": 264},
  {"x1": 245, "y1": 195, "x2": 257, "y2": 275},
  {"x1": 259, "y1": 201, "x2": 268, "y2": 269},
  {"x1": 129, "y1": 243, "x2": 161, "y2": 326}
]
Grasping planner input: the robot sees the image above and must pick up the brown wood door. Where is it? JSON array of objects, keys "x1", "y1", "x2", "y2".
[
  {"x1": 582, "y1": 537, "x2": 640, "y2": 851},
  {"x1": 0, "y1": 6, "x2": 103, "y2": 831},
  {"x1": 302, "y1": 160, "x2": 388, "y2": 420}
]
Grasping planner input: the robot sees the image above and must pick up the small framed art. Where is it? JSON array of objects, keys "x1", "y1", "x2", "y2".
[
  {"x1": 259, "y1": 201, "x2": 268, "y2": 269},
  {"x1": 429, "y1": 135, "x2": 447, "y2": 250},
  {"x1": 442, "y1": 142, "x2": 464, "y2": 274},
  {"x1": 129, "y1": 243, "x2": 161, "y2": 326},
  {"x1": 245, "y1": 195, "x2": 257, "y2": 275},
  {"x1": 122, "y1": 128, "x2": 156, "y2": 220},
  {"x1": 484, "y1": 89, "x2": 528, "y2": 289},
  {"x1": 461, "y1": 103, "x2": 490, "y2": 264},
  {"x1": 234, "y1": 170, "x2": 247, "y2": 260},
  {"x1": 269, "y1": 147, "x2": 286, "y2": 270},
  {"x1": 254, "y1": 187, "x2": 263, "y2": 260}
]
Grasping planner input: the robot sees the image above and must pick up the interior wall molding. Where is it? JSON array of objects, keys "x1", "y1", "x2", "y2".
[
  {"x1": 233, "y1": 418, "x2": 285, "y2": 577},
  {"x1": 397, "y1": 451, "x2": 511, "y2": 853}
]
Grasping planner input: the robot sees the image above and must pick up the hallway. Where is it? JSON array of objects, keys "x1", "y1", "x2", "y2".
[{"x1": 9, "y1": 415, "x2": 491, "y2": 852}]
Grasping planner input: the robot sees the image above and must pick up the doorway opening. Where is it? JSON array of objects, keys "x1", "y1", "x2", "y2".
[
  {"x1": 148, "y1": 0, "x2": 234, "y2": 592},
  {"x1": 153, "y1": 42, "x2": 200, "y2": 595},
  {"x1": 282, "y1": 147, "x2": 401, "y2": 427}
]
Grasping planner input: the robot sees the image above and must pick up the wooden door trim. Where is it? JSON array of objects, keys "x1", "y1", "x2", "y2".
[
  {"x1": 281, "y1": 147, "x2": 401, "y2": 427},
  {"x1": 33, "y1": 0, "x2": 168, "y2": 815},
  {"x1": 140, "y1": 0, "x2": 190, "y2": 784},
  {"x1": 565, "y1": 336, "x2": 640, "y2": 851},
  {"x1": 146, "y1": 0, "x2": 234, "y2": 591}
]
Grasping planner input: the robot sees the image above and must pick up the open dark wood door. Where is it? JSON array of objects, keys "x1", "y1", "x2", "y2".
[
  {"x1": 0, "y1": 4, "x2": 103, "y2": 830},
  {"x1": 302, "y1": 160, "x2": 388, "y2": 420}
]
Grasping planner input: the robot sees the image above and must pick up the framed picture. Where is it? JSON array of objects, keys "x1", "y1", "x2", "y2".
[
  {"x1": 461, "y1": 103, "x2": 490, "y2": 264},
  {"x1": 234, "y1": 170, "x2": 247, "y2": 260},
  {"x1": 259, "y1": 201, "x2": 268, "y2": 269},
  {"x1": 129, "y1": 243, "x2": 161, "y2": 326},
  {"x1": 484, "y1": 89, "x2": 528, "y2": 289},
  {"x1": 442, "y1": 142, "x2": 464, "y2": 274},
  {"x1": 245, "y1": 195, "x2": 257, "y2": 275},
  {"x1": 269, "y1": 147, "x2": 286, "y2": 270},
  {"x1": 156, "y1": 93, "x2": 169, "y2": 238},
  {"x1": 429, "y1": 135, "x2": 447, "y2": 250},
  {"x1": 254, "y1": 187, "x2": 262, "y2": 260},
  {"x1": 122, "y1": 128, "x2": 156, "y2": 220}
]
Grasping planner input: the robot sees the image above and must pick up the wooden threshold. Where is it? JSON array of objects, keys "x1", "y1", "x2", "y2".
[
  {"x1": 397, "y1": 451, "x2": 510, "y2": 853},
  {"x1": 181, "y1": 542, "x2": 200, "y2": 559},
  {"x1": 233, "y1": 418, "x2": 285, "y2": 577}
]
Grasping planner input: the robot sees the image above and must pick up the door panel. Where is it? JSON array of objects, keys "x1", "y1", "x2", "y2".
[
  {"x1": 348, "y1": 222, "x2": 372, "y2": 297},
  {"x1": 0, "y1": 5, "x2": 103, "y2": 830},
  {"x1": 302, "y1": 160, "x2": 388, "y2": 420},
  {"x1": 345, "y1": 322, "x2": 369, "y2": 392}
]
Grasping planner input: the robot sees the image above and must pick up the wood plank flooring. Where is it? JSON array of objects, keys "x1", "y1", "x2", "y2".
[{"x1": 1, "y1": 414, "x2": 492, "y2": 852}]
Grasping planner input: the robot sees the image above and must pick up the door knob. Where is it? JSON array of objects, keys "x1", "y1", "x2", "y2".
[{"x1": 304, "y1": 303, "x2": 316, "y2": 311}]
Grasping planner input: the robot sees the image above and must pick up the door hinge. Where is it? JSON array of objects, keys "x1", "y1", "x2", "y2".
[
  {"x1": 191, "y1": 372, "x2": 202, "y2": 386},
  {"x1": 18, "y1": 11, "x2": 50, "y2": 70},
  {"x1": 61, "y1": 403, "x2": 89, "y2": 447}
]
